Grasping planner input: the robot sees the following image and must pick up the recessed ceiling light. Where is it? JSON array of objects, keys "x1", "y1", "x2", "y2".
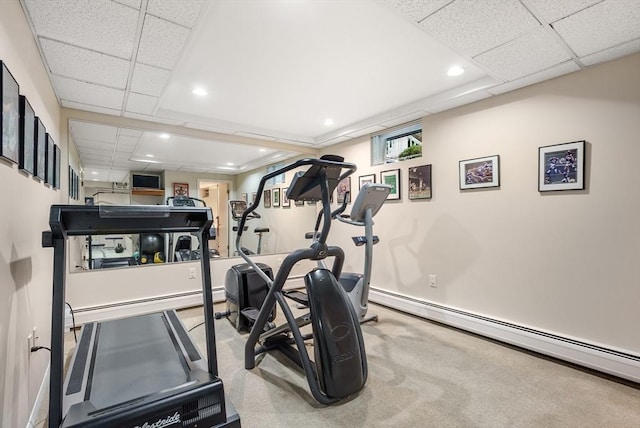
[
  {"x1": 145, "y1": 154, "x2": 154, "y2": 158},
  {"x1": 159, "y1": 133, "x2": 170, "y2": 139},
  {"x1": 324, "y1": 118, "x2": 334, "y2": 126},
  {"x1": 447, "y1": 66, "x2": 465, "y2": 77},
  {"x1": 192, "y1": 87, "x2": 208, "y2": 96},
  {"x1": 91, "y1": 171, "x2": 98, "y2": 175},
  {"x1": 226, "y1": 162, "x2": 234, "y2": 166},
  {"x1": 258, "y1": 148, "x2": 266, "y2": 152}
]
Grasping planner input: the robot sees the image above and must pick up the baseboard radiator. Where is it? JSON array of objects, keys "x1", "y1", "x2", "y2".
[{"x1": 369, "y1": 288, "x2": 640, "y2": 384}]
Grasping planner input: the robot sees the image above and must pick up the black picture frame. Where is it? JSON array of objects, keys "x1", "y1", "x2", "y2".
[
  {"x1": 45, "y1": 133, "x2": 54, "y2": 186},
  {"x1": 1, "y1": 61, "x2": 20, "y2": 164},
  {"x1": 336, "y1": 177, "x2": 351, "y2": 204},
  {"x1": 459, "y1": 155, "x2": 500, "y2": 190},
  {"x1": 380, "y1": 168, "x2": 401, "y2": 200},
  {"x1": 408, "y1": 164, "x2": 432, "y2": 200},
  {"x1": 54, "y1": 144, "x2": 61, "y2": 189},
  {"x1": 18, "y1": 95, "x2": 35, "y2": 174},
  {"x1": 538, "y1": 140, "x2": 585, "y2": 192},
  {"x1": 34, "y1": 117, "x2": 46, "y2": 181},
  {"x1": 263, "y1": 189, "x2": 271, "y2": 208}
]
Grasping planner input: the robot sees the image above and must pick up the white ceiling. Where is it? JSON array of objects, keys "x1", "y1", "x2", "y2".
[{"x1": 21, "y1": 0, "x2": 640, "y2": 182}]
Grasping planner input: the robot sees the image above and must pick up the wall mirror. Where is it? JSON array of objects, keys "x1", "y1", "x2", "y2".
[{"x1": 65, "y1": 116, "x2": 321, "y2": 272}]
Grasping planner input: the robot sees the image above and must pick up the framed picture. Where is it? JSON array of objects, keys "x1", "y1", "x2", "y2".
[
  {"x1": 538, "y1": 140, "x2": 585, "y2": 192},
  {"x1": 53, "y1": 144, "x2": 61, "y2": 189},
  {"x1": 408, "y1": 164, "x2": 432, "y2": 200},
  {"x1": 74, "y1": 172, "x2": 79, "y2": 199},
  {"x1": 19, "y1": 96, "x2": 35, "y2": 174},
  {"x1": 336, "y1": 177, "x2": 351, "y2": 204},
  {"x1": 459, "y1": 155, "x2": 500, "y2": 190},
  {"x1": 264, "y1": 189, "x2": 271, "y2": 208},
  {"x1": 358, "y1": 174, "x2": 375, "y2": 190},
  {"x1": 69, "y1": 168, "x2": 75, "y2": 199},
  {"x1": 380, "y1": 169, "x2": 401, "y2": 200},
  {"x1": 241, "y1": 193, "x2": 248, "y2": 204},
  {"x1": 173, "y1": 182, "x2": 189, "y2": 196},
  {"x1": 34, "y1": 118, "x2": 46, "y2": 181},
  {"x1": 1, "y1": 61, "x2": 20, "y2": 164},
  {"x1": 251, "y1": 192, "x2": 257, "y2": 204},
  {"x1": 282, "y1": 187, "x2": 290, "y2": 207},
  {"x1": 45, "y1": 133, "x2": 54, "y2": 186},
  {"x1": 272, "y1": 188, "x2": 281, "y2": 207}
]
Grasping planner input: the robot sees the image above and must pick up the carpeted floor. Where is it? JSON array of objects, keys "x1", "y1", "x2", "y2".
[{"x1": 179, "y1": 303, "x2": 640, "y2": 428}]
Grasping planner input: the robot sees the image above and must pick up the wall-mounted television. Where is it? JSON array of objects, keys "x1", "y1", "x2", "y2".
[{"x1": 132, "y1": 173, "x2": 161, "y2": 189}]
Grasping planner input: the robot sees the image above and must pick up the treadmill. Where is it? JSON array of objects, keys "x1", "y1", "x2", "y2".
[{"x1": 43, "y1": 204, "x2": 240, "y2": 428}]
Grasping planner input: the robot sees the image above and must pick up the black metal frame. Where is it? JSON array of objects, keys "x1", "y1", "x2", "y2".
[{"x1": 43, "y1": 205, "x2": 220, "y2": 428}]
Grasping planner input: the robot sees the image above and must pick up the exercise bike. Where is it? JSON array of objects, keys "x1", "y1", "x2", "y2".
[
  {"x1": 166, "y1": 195, "x2": 220, "y2": 260},
  {"x1": 303, "y1": 182, "x2": 390, "y2": 323},
  {"x1": 233, "y1": 155, "x2": 367, "y2": 404},
  {"x1": 229, "y1": 200, "x2": 269, "y2": 255}
]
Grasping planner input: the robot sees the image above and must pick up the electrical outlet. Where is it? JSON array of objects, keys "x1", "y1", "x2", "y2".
[
  {"x1": 429, "y1": 274, "x2": 437, "y2": 288},
  {"x1": 188, "y1": 268, "x2": 196, "y2": 279}
]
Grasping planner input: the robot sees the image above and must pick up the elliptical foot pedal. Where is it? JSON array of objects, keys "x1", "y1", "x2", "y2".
[
  {"x1": 241, "y1": 307, "x2": 260, "y2": 324},
  {"x1": 283, "y1": 290, "x2": 309, "y2": 306}
]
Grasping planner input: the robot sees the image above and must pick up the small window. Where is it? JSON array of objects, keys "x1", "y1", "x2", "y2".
[
  {"x1": 266, "y1": 163, "x2": 285, "y2": 186},
  {"x1": 371, "y1": 122, "x2": 422, "y2": 166}
]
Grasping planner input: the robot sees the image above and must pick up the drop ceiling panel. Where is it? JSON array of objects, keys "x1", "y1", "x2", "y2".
[
  {"x1": 114, "y1": 0, "x2": 141, "y2": 10},
  {"x1": 70, "y1": 121, "x2": 118, "y2": 142},
  {"x1": 486, "y1": 61, "x2": 580, "y2": 95},
  {"x1": 130, "y1": 63, "x2": 171, "y2": 96},
  {"x1": 552, "y1": 0, "x2": 640, "y2": 56},
  {"x1": 23, "y1": 0, "x2": 139, "y2": 59},
  {"x1": 146, "y1": 0, "x2": 207, "y2": 27},
  {"x1": 53, "y1": 75, "x2": 124, "y2": 110},
  {"x1": 523, "y1": 0, "x2": 601, "y2": 23},
  {"x1": 136, "y1": 15, "x2": 191, "y2": 69},
  {"x1": 420, "y1": 0, "x2": 541, "y2": 57},
  {"x1": 474, "y1": 27, "x2": 573, "y2": 81},
  {"x1": 40, "y1": 39, "x2": 130, "y2": 88},
  {"x1": 126, "y1": 93, "x2": 159, "y2": 115}
]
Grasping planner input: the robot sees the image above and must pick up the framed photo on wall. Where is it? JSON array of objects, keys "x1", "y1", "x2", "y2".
[
  {"x1": 264, "y1": 189, "x2": 271, "y2": 208},
  {"x1": 459, "y1": 155, "x2": 500, "y2": 190},
  {"x1": 53, "y1": 144, "x2": 61, "y2": 189},
  {"x1": 272, "y1": 188, "x2": 280, "y2": 207},
  {"x1": 1, "y1": 61, "x2": 20, "y2": 164},
  {"x1": 34, "y1": 117, "x2": 46, "y2": 181},
  {"x1": 336, "y1": 177, "x2": 351, "y2": 204},
  {"x1": 18, "y1": 95, "x2": 35, "y2": 174},
  {"x1": 282, "y1": 187, "x2": 290, "y2": 207},
  {"x1": 45, "y1": 133, "x2": 54, "y2": 186},
  {"x1": 173, "y1": 182, "x2": 189, "y2": 196},
  {"x1": 358, "y1": 174, "x2": 375, "y2": 190},
  {"x1": 538, "y1": 140, "x2": 585, "y2": 192},
  {"x1": 408, "y1": 164, "x2": 432, "y2": 200},
  {"x1": 380, "y1": 169, "x2": 401, "y2": 200}
]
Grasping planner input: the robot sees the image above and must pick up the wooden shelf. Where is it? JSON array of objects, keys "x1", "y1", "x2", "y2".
[{"x1": 131, "y1": 188, "x2": 165, "y2": 196}]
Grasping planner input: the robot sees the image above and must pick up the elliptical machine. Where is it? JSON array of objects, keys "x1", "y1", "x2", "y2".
[
  {"x1": 233, "y1": 155, "x2": 367, "y2": 404},
  {"x1": 305, "y1": 182, "x2": 390, "y2": 323}
]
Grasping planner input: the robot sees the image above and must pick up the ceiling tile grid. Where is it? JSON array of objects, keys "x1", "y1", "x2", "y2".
[
  {"x1": 53, "y1": 75, "x2": 124, "y2": 110},
  {"x1": 146, "y1": 0, "x2": 207, "y2": 28},
  {"x1": 551, "y1": 0, "x2": 640, "y2": 57},
  {"x1": 39, "y1": 38, "x2": 131, "y2": 89},
  {"x1": 135, "y1": 14, "x2": 191, "y2": 70},
  {"x1": 126, "y1": 92, "x2": 159, "y2": 115},
  {"x1": 130, "y1": 63, "x2": 171, "y2": 96},
  {"x1": 522, "y1": 0, "x2": 601, "y2": 23}
]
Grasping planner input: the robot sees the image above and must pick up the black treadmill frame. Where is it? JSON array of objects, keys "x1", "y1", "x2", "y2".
[{"x1": 42, "y1": 205, "x2": 226, "y2": 427}]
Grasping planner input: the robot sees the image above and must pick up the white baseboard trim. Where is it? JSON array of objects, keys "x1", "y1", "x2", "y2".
[
  {"x1": 369, "y1": 288, "x2": 640, "y2": 384},
  {"x1": 26, "y1": 364, "x2": 49, "y2": 428}
]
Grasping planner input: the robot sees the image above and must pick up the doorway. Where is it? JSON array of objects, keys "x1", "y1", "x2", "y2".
[{"x1": 198, "y1": 180, "x2": 230, "y2": 258}]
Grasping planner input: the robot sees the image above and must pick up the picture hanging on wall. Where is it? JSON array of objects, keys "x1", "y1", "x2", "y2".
[
  {"x1": 34, "y1": 117, "x2": 46, "y2": 181},
  {"x1": 1, "y1": 61, "x2": 20, "y2": 164},
  {"x1": 45, "y1": 133, "x2": 54, "y2": 186},
  {"x1": 69, "y1": 168, "x2": 75, "y2": 199},
  {"x1": 251, "y1": 192, "x2": 257, "y2": 204},
  {"x1": 380, "y1": 168, "x2": 401, "y2": 200},
  {"x1": 18, "y1": 95, "x2": 35, "y2": 174},
  {"x1": 241, "y1": 193, "x2": 248, "y2": 204},
  {"x1": 336, "y1": 177, "x2": 351, "y2": 204},
  {"x1": 538, "y1": 140, "x2": 585, "y2": 192},
  {"x1": 74, "y1": 172, "x2": 80, "y2": 199},
  {"x1": 54, "y1": 144, "x2": 61, "y2": 189},
  {"x1": 272, "y1": 188, "x2": 280, "y2": 207},
  {"x1": 173, "y1": 182, "x2": 189, "y2": 197},
  {"x1": 408, "y1": 164, "x2": 432, "y2": 200},
  {"x1": 282, "y1": 187, "x2": 290, "y2": 207},
  {"x1": 459, "y1": 155, "x2": 500, "y2": 190},
  {"x1": 358, "y1": 174, "x2": 375, "y2": 190},
  {"x1": 263, "y1": 189, "x2": 271, "y2": 208}
]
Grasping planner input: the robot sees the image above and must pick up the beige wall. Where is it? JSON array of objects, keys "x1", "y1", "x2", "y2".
[
  {"x1": 322, "y1": 53, "x2": 640, "y2": 353},
  {"x1": 0, "y1": 1, "x2": 64, "y2": 426}
]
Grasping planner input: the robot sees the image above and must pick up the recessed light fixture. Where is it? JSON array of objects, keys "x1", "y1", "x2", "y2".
[
  {"x1": 226, "y1": 162, "x2": 234, "y2": 166},
  {"x1": 447, "y1": 65, "x2": 465, "y2": 77},
  {"x1": 324, "y1": 118, "x2": 334, "y2": 126},
  {"x1": 192, "y1": 86, "x2": 208, "y2": 97},
  {"x1": 258, "y1": 148, "x2": 266, "y2": 152},
  {"x1": 145, "y1": 154, "x2": 154, "y2": 158},
  {"x1": 91, "y1": 171, "x2": 98, "y2": 175},
  {"x1": 159, "y1": 133, "x2": 170, "y2": 139}
]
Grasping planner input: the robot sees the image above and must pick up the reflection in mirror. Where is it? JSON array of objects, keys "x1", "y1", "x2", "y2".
[{"x1": 67, "y1": 118, "x2": 320, "y2": 273}]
